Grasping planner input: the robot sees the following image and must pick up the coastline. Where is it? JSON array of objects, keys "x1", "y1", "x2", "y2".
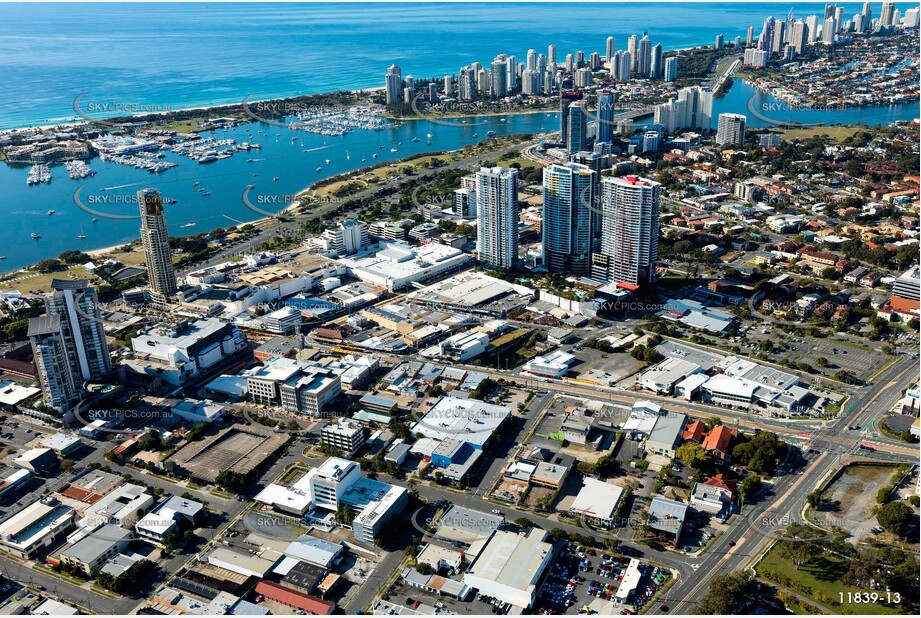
[{"x1": 0, "y1": 87, "x2": 387, "y2": 137}]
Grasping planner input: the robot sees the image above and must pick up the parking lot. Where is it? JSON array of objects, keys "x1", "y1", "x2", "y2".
[{"x1": 532, "y1": 543, "x2": 670, "y2": 615}]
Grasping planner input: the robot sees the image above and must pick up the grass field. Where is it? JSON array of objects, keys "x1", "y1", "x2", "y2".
[
  {"x1": 313, "y1": 151, "x2": 463, "y2": 199},
  {"x1": 1, "y1": 246, "x2": 147, "y2": 294},
  {"x1": 758, "y1": 544, "x2": 903, "y2": 615},
  {"x1": 778, "y1": 126, "x2": 866, "y2": 142}
]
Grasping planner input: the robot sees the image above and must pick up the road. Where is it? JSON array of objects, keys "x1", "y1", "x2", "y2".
[
  {"x1": 658, "y1": 354, "x2": 919, "y2": 614},
  {"x1": 178, "y1": 136, "x2": 541, "y2": 276},
  {"x1": 0, "y1": 554, "x2": 141, "y2": 615}
]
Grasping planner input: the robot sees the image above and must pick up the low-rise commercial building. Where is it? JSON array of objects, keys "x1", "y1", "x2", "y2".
[
  {"x1": 569, "y1": 477, "x2": 626, "y2": 529},
  {"x1": 337, "y1": 241, "x2": 473, "y2": 292},
  {"x1": 0, "y1": 497, "x2": 75, "y2": 558},
  {"x1": 646, "y1": 412, "x2": 687, "y2": 458},
  {"x1": 81, "y1": 483, "x2": 155, "y2": 529},
  {"x1": 59, "y1": 524, "x2": 132, "y2": 576},
  {"x1": 462, "y1": 528, "x2": 555, "y2": 610},
  {"x1": 130, "y1": 318, "x2": 248, "y2": 386},
  {"x1": 171, "y1": 398, "x2": 225, "y2": 424},
  {"x1": 320, "y1": 420, "x2": 367, "y2": 458},
  {"x1": 647, "y1": 497, "x2": 688, "y2": 540}
]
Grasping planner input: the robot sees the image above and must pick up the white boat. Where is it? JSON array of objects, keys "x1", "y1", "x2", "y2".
[
  {"x1": 77, "y1": 225, "x2": 86, "y2": 239},
  {"x1": 317, "y1": 167, "x2": 322, "y2": 172},
  {"x1": 31, "y1": 232, "x2": 40, "y2": 239},
  {"x1": 412, "y1": 137, "x2": 421, "y2": 142},
  {"x1": 486, "y1": 130, "x2": 497, "y2": 137},
  {"x1": 390, "y1": 148, "x2": 398, "y2": 152},
  {"x1": 47, "y1": 209, "x2": 55, "y2": 215},
  {"x1": 273, "y1": 176, "x2": 280, "y2": 181},
  {"x1": 372, "y1": 153, "x2": 378, "y2": 158},
  {"x1": 181, "y1": 223, "x2": 197, "y2": 228},
  {"x1": 0, "y1": 256, "x2": 6, "y2": 260}
]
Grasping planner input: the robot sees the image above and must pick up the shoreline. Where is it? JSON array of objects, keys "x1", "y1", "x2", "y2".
[
  {"x1": 0, "y1": 39, "x2": 734, "y2": 135},
  {"x1": 0, "y1": 86, "x2": 387, "y2": 137}
]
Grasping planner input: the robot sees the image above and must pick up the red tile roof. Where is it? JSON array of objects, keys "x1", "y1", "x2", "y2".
[
  {"x1": 704, "y1": 473, "x2": 736, "y2": 493},
  {"x1": 682, "y1": 420, "x2": 706, "y2": 443},
  {"x1": 702, "y1": 425, "x2": 733, "y2": 456}
]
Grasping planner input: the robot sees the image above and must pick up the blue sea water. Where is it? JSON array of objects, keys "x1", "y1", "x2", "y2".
[{"x1": 0, "y1": 2, "x2": 918, "y2": 272}]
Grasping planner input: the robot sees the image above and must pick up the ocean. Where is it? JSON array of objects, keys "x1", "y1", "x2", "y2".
[{"x1": 0, "y1": 2, "x2": 918, "y2": 272}]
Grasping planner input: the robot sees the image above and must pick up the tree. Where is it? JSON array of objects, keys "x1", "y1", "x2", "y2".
[
  {"x1": 815, "y1": 357, "x2": 829, "y2": 368},
  {"x1": 34, "y1": 258, "x2": 64, "y2": 273},
  {"x1": 335, "y1": 504, "x2": 354, "y2": 526},
  {"x1": 833, "y1": 369, "x2": 860, "y2": 385},
  {"x1": 215, "y1": 470, "x2": 247, "y2": 492},
  {"x1": 676, "y1": 442, "x2": 712, "y2": 469},
  {"x1": 876, "y1": 501, "x2": 912, "y2": 537},
  {"x1": 739, "y1": 474, "x2": 762, "y2": 501},
  {"x1": 704, "y1": 417, "x2": 723, "y2": 431},
  {"x1": 806, "y1": 488, "x2": 824, "y2": 509},
  {"x1": 59, "y1": 250, "x2": 91, "y2": 264},
  {"x1": 415, "y1": 562, "x2": 434, "y2": 575},
  {"x1": 692, "y1": 571, "x2": 754, "y2": 614}
]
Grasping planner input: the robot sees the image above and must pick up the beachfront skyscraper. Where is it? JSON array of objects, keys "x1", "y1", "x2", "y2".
[
  {"x1": 605, "y1": 36, "x2": 616, "y2": 60},
  {"x1": 758, "y1": 17, "x2": 775, "y2": 52},
  {"x1": 650, "y1": 44, "x2": 664, "y2": 79},
  {"x1": 610, "y1": 51, "x2": 631, "y2": 81},
  {"x1": 490, "y1": 55, "x2": 508, "y2": 97},
  {"x1": 542, "y1": 163, "x2": 595, "y2": 276},
  {"x1": 548, "y1": 44, "x2": 557, "y2": 65},
  {"x1": 458, "y1": 66, "x2": 476, "y2": 101},
  {"x1": 597, "y1": 91, "x2": 616, "y2": 144},
  {"x1": 716, "y1": 113, "x2": 747, "y2": 145},
  {"x1": 385, "y1": 64, "x2": 402, "y2": 104},
  {"x1": 560, "y1": 89, "x2": 582, "y2": 149},
  {"x1": 476, "y1": 166, "x2": 519, "y2": 270},
  {"x1": 880, "y1": 1, "x2": 895, "y2": 26},
  {"x1": 591, "y1": 175, "x2": 660, "y2": 286},
  {"x1": 791, "y1": 19, "x2": 808, "y2": 55},
  {"x1": 822, "y1": 16, "x2": 836, "y2": 43},
  {"x1": 138, "y1": 188, "x2": 178, "y2": 305},
  {"x1": 637, "y1": 33, "x2": 652, "y2": 77},
  {"x1": 566, "y1": 101, "x2": 588, "y2": 154},
  {"x1": 771, "y1": 18, "x2": 786, "y2": 53},
  {"x1": 664, "y1": 56, "x2": 678, "y2": 82},
  {"x1": 627, "y1": 35, "x2": 638, "y2": 72},
  {"x1": 806, "y1": 14, "x2": 820, "y2": 42}
]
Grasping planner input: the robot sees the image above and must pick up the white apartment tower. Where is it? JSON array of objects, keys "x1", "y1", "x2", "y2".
[
  {"x1": 591, "y1": 175, "x2": 660, "y2": 286},
  {"x1": 476, "y1": 166, "x2": 519, "y2": 270},
  {"x1": 385, "y1": 64, "x2": 402, "y2": 104},
  {"x1": 716, "y1": 113, "x2": 747, "y2": 145}
]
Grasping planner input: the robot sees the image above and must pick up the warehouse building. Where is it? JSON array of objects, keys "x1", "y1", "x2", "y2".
[{"x1": 462, "y1": 528, "x2": 555, "y2": 610}]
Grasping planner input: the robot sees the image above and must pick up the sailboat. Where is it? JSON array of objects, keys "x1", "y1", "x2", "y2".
[{"x1": 346, "y1": 151, "x2": 351, "y2": 160}]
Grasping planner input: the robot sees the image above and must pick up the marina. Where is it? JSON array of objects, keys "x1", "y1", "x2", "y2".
[
  {"x1": 2, "y1": 75, "x2": 917, "y2": 273},
  {"x1": 64, "y1": 160, "x2": 95, "y2": 179},
  {"x1": 26, "y1": 163, "x2": 50, "y2": 185}
]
